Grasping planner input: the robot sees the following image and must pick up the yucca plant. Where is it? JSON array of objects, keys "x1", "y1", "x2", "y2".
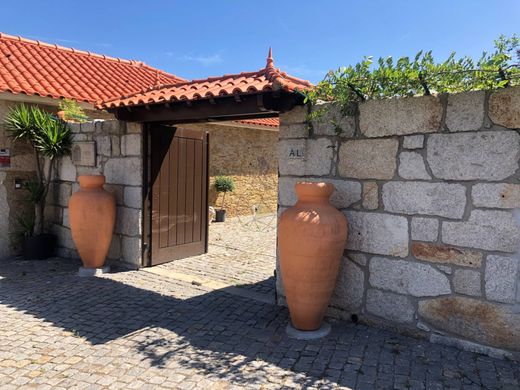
[{"x1": 4, "y1": 104, "x2": 72, "y2": 235}]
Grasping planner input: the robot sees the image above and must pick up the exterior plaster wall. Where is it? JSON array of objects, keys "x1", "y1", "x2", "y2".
[
  {"x1": 277, "y1": 87, "x2": 520, "y2": 359},
  {"x1": 179, "y1": 123, "x2": 278, "y2": 217},
  {"x1": 47, "y1": 120, "x2": 144, "y2": 269}
]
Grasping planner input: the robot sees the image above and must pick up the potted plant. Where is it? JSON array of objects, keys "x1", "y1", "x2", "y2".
[
  {"x1": 4, "y1": 104, "x2": 72, "y2": 259},
  {"x1": 214, "y1": 176, "x2": 235, "y2": 222},
  {"x1": 57, "y1": 99, "x2": 89, "y2": 122}
]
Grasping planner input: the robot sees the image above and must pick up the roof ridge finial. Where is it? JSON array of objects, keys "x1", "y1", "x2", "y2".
[
  {"x1": 154, "y1": 68, "x2": 161, "y2": 87},
  {"x1": 266, "y1": 47, "x2": 274, "y2": 68}
]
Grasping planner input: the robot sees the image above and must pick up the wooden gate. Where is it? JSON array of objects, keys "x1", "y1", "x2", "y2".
[{"x1": 148, "y1": 125, "x2": 209, "y2": 265}]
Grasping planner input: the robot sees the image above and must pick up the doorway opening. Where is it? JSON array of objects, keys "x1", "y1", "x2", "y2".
[{"x1": 145, "y1": 117, "x2": 279, "y2": 301}]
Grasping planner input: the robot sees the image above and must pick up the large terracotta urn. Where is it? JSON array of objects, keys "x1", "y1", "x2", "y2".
[
  {"x1": 69, "y1": 175, "x2": 116, "y2": 269},
  {"x1": 279, "y1": 182, "x2": 348, "y2": 331}
]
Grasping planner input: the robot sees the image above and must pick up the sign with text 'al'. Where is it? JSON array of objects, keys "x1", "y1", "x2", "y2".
[{"x1": 288, "y1": 147, "x2": 304, "y2": 159}]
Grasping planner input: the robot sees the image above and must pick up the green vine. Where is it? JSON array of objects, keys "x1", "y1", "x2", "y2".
[{"x1": 303, "y1": 35, "x2": 520, "y2": 120}]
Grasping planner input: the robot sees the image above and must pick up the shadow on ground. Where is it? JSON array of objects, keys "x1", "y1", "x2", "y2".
[{"x1": 0, "y1": 257, "x2": 514, "y2": 389}]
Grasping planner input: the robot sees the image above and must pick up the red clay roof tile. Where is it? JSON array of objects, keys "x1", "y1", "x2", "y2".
[
  {"x1": 0, "y1": 32, "x2": 186, "y2": 104},
  {"x1": 236, "y1": 118, "x2": 279, "y2": 128},
  {"x1": 98, "y1": 48, "x2": 313, "y2": 109}
]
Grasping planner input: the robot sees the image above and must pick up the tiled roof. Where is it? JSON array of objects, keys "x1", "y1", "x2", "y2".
[
  {"x1": 0, "y1": 32, "x2": 186, "y2": 104},
  {"x1": 236, "y1": 118, "x2": 279, "y2": 128},
  {"x1": 98, "y1": 48, "x2": 313, "y2": 109}
]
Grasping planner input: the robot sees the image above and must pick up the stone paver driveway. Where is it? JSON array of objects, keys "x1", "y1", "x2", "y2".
[
  {"x1": 151, "y1": 213, "x2": 277, "y2": 301},
  {"x1": 1, "y1": 215, "x2": 519, "y2": 389}
]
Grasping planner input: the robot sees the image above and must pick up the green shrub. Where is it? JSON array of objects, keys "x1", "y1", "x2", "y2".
[
  {"x1": 215, "y1": 176, "x2": 235, "y2": 193},
  {"x1": 214, "y1": 176, "x2": 235, "y2": 210},
  {"x1": 58, "y1": 99, "x2": 89, "y2": 122}
]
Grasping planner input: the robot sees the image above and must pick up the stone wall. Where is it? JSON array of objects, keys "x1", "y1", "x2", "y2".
[
  {"x1": 0, "y1": 97, "x2": 114, "y2": 258},
  {"x1": 277, "y1": 87, "x2": 520, "y2": 358},
  {"x1": 178, "y1": 122, "x2": 278, "y2": 217},
  {"x1": 47, "y1": 120, "x2": 143, "y2": 269}
]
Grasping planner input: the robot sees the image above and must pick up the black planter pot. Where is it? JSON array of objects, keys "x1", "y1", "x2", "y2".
[
  {"x1": 215, "y1": 209, "x2": 227, "y2": 223},
  {"x1": 22, "y1": 234, "x2": 57, "y2": 260}
]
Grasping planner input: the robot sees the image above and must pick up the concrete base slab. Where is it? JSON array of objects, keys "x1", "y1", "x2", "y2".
[
  {"x1": 286, "y1": 322, "x2": 331, "y2": 340},
  {"x1": 78, "y1": 266, "x2": 110, "y2": 277}
]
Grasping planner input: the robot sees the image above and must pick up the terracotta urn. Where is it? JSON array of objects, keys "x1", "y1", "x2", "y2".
[
  {"x1": 69, "y1": 175, "x2": 116, "y2": 269},
  {"x1": 278, "y1": 182, "x2": 348, "y2": 331}
]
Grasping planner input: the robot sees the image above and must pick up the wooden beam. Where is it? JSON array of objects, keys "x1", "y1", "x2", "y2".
[{"x1": 110, "y1": 92, "x2": 302, "y2": 123}]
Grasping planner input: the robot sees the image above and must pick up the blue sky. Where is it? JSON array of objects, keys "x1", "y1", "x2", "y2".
[{"x1": 1, "y1": 1, "x2": 519, "y2": 83}]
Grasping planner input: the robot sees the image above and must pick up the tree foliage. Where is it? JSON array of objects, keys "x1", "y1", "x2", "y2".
[
  {"x1": 214, "y1": 176, "x2": 235, "y2": 211},
  {"x1": 303, "y1": 35, "x2": 520, "y2": 118},
  {"x1": 58, "y1": 99, "x2": 89, "y2": 123},
  {"x1": 4, "y1": 104, "x2": 72, "y2": 235}
]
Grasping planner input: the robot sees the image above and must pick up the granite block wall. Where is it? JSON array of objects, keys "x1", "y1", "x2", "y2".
[
  {"x1": 48, "y1": 120, "x2": 143, "y2": 269},
  {"x1": 277, "y1": 87, "x2": 520, "y2": 359}
]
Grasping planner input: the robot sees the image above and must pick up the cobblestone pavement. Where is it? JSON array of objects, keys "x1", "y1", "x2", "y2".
[
  {"x1": 155, "y1": 213, "x2": 277, "y2": 298},
  {"x1": 1, "y1": 217, "x2": 519, "y2": 389}
]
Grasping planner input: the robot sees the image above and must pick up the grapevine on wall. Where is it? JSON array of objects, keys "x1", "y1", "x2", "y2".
[{"x1": 303, "y1": 35, "x2": 520, "y2": 118}]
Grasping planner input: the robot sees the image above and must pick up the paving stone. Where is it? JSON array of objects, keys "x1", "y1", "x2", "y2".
[
  {"x1": 427, "y1": 131, "x2": 520, "y2": 180},
  {"x1": 0, "y1": 213, "x2": 514, "y2": 388},
  {"x1": 383, "y1": 181, "x2": 466, "y2": 218}
]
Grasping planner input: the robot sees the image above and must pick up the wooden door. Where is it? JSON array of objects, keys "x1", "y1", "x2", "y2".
[{"x1": 149, "y1": 125, "x2": 208, "y2": 265}]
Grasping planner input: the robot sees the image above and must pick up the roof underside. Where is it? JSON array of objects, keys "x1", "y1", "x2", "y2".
[{"x1": 0, "y1": 32, "x2": 185, "y2": 104}]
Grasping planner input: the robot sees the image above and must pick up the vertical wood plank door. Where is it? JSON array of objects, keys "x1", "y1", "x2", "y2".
[{"x1": 150, "y1": 125, "x2": 208, "y2": 265}]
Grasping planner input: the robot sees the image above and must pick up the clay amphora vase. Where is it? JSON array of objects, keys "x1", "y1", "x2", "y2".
[
  {"x1": 278, "y1": 182, "x2": 348, "y2": 331},
  {"x1": 69, "y1": 175, "x2": 116, "y2": 269}
]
